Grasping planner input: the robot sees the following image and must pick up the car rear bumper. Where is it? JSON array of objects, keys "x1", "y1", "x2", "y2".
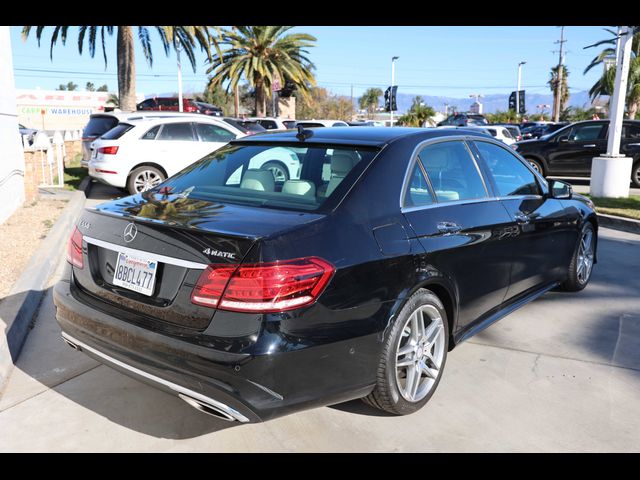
[
  {"x1": 88, "y1": 162, "x2": 127, "y2": 188},
  {"x1": 53, "y1": 278, "x2": 377, "y2": 422}
]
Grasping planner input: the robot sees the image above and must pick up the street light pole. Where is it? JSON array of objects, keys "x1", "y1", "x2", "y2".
[
  {"x1": 590, "y1": 26, "x2": 636, "y2": 198},
  {"x1": 176, "y1": 41, "x2": 183, "y2": 113},
  {"x1": 390, "y1": 56, "x2": 398, "y2": 127},
  {"x1": 516, "y1": 61, "x2": 526, "y2": 120}
]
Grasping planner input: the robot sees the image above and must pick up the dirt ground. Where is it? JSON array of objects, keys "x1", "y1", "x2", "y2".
[{"x1": 0, "y1": 199, "x2": 67, "y2": 301}]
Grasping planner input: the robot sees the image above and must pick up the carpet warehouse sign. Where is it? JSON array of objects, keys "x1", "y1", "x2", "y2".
[{"x1": 16, "y1": 89, "x2": 110, "y2": 130}]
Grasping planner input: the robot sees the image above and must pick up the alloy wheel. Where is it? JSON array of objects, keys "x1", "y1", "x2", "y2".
[
  {"x1": 133, "y1": 170, "x2": 163, "y2": 193},
  {"x1": 266, "y1": 164, "x2": 288, "y2": 183},
  {"x1": 577, "y1": 227, "x2": 594, "y2": 284},
  {"x1": 395, "y1": 305, "x2": 445, "y2": 403}
]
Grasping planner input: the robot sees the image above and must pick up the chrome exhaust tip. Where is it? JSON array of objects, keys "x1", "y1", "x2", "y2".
[
  {"x1": 62, "y1": 336, "x2": 80, "y2": 351},
  {"x1": 178, "y1": 394, "x2": 238, "y2": 422}
]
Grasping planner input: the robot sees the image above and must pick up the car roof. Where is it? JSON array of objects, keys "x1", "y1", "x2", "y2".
[
  {"x1": 233, "y1": 126, "x2": 491, "y2": 147},
  {"x1": 123, "y1": 115, "x2": 242, "y2": 132},
  {"x1": 90, "y1": 111, "x2": 204, "y2": 121}
]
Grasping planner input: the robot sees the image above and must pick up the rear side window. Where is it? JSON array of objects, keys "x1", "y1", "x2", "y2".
[
  {"x1": 283, "y1": 120, "x2": 296, "y2": 129},
  {"x1": 404, "y1": 161, "x2": 433, "y2": 207},
  {"x1": 153, "y1": 143, "x2": 379, "y2": 212},
  {"x1": 157, "y1": 123, "x2": 195, "y2": 141},
  {"x1": 419, "y1": 141, "x2": 487, "y2": 202},
  {"x1": 141, "y1": 125, "x2": 161, "y2": 140},
  {"x1": 623, "y1": 124, "x2": 640, "y2": 140},
  {"x1": 195, "y1": 123, "x2": 236, "y2": 142},
  {"x1": 84, "y1": 116, "x2": 118, "y2": 137},
  {"x1": 475, "y1": 141, "x2": 541, "y2": 196},
  {"x1": 297, "y1": 122, "x2": 324, "y2": 128},
  {"x1": 258, "y1": 120, "x2": 278, "y2": 130},
  {"x1": 101, "y1": 123, "x2": 134, "y2": 140}
]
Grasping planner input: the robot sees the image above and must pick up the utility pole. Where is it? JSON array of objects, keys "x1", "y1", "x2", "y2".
[
  {"x1": 553, "y1": 26, "x2": 566, "y2": 122},
  {"x1": 350, "y1": 84, "x2": 354, "y2": 120},
  {"x1": 234, "y1": 83, "x2": 239, "y2": 118}
]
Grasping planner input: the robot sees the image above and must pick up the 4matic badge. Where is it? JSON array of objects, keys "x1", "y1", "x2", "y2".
[{"x1": 203, "y1": 248, "x2": 236, "y2": 260}]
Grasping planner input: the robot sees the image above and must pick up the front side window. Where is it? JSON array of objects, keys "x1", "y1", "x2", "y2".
[
  {"x1": 258, "y1": 120, "x2": 278, "y2": 130},
  {"x1": 623, "y1": 123, "x2": 640, "y2": 140},
  {"x1": 153, "y1": 143, "x2": 378, "y2": 212},
  {"x1": 157, "y1": 123, "x2": 195, "y2": 141},
  {"x1": 418, "y1": 141, "x2": 487, "y2": 202},
  {"x1": 567, "y1": 123, "x2": 605, "y2": 141},
  {"x1": 475, "y1": 141, "x2": 541, "y2": 197},
  {"x1": 195, "y1": 123, "x2": 236, "y2": 142}
]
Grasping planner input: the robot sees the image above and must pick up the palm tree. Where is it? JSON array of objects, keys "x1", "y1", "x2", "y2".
[
  {"x1": 584, "y1": 28, "x2": 640, "y2": 119},
  {"x1": 396, "y1": 96, "x2": 436, "y2": 127},
  {"x1": 206, "y1": 26, "x2": 316, "y2": 117},
  {"x1": 22, "y1": 26, "x2": 218, "y2": 111},
  {"x1": 359, "y1": 88, "x2": 383, "y2": 119},
  {"x1": 548, "y1": 65, "x2": 570, "y2": 115}
]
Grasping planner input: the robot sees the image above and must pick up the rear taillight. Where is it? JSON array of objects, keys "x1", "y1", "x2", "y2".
[
  {"x1": 98, "y1": 146, "x2": 119, "y2": 155},
  {"x1": 66, "y1": 226, "x2": 84, "y2": 268},
  {"x1": 191, "y1": 257, "x2": 335, "y2": 312}
]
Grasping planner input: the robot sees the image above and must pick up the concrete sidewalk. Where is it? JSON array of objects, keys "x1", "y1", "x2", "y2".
[{"x1": 0, "y1": 227, "x2": 638, "y2": 452}]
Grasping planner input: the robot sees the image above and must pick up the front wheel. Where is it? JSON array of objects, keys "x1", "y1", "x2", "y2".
[
  {"x1": 560, "y1": 222, "x2": 595, "y2": 291},
  {"x1": 362, "y1": 289, "x2": 449, "y2": 415},
  {"x1": 262, "y1": 161, "x2": 289, "y2": 183}
]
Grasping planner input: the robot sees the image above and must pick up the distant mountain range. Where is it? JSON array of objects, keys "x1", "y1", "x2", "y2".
[{"x1": 367, "y1": 91, "x2": 594, "y2": 115}]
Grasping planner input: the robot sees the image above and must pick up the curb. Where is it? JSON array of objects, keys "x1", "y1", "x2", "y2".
[
  {"x1": 0, "y1": 177, "x2": 90, "y2": 391},
  {"x1": 597, "y1": 213, "x2": 640, "y2": 235}
]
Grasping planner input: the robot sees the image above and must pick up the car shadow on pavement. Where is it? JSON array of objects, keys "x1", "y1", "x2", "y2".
[
  {"x1": 472, "y1": 229, "x2": 640, "y2": 379},
  {"x1": 1, "y1": 287, "x2": 240, "y2": 439},
  {"x1": 328, "y1": 399, "x2": 395, "y2": 417}
]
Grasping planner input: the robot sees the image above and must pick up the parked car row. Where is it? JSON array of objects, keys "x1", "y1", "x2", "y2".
[{"x1": 137, "y1": 97, "x2": 223, "y2": 116}]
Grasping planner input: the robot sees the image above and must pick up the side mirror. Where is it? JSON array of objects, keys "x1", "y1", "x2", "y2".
[{"x1": 549, "y1": 179, "x2": 572, "y2": 200}]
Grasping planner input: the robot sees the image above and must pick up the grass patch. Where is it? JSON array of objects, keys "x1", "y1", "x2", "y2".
[
  {"x1": 587, "y1": 195, "x2": 640, "y2": 220},
  {"x1": 54, "y1": 153, "x2": 87, "y2": 190}
]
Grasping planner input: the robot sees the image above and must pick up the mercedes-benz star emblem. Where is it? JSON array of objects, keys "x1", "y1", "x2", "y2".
[{"x1": 123, "y1": 223, "x2": 138, "y2": 243}]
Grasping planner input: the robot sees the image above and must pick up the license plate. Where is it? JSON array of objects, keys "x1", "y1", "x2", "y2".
[{"x1": 112, "y1": 251, "x2": 158, "y2": 296}]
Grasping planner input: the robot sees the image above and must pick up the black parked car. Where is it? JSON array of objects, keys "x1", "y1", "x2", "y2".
[
  {"x1": 521, "y1": 122, "x2": 569, "y2": 140},
  {"x1": 55, "y1": 127, "x2": 597, "y2": 422},
  {"x1": 222, "y1": 117, "x2": 267, "y2": 135},
  {"x1": 514, "y1": 119, "x2": 640, "y2": 187},
  {"x1": 437, "y1": 113, "x2": 488, "y2": 127}
]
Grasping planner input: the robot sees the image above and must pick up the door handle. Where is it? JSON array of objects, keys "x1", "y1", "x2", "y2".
[
  {"x1": 584, "y1": 144, "x2": 597, "y2": 147},
  {"x1": 437, "y1": 221, "x2": 462, "y2": 234},
  {"x1": 514, "y1": 212, "x2": 531, "y2": 224}
]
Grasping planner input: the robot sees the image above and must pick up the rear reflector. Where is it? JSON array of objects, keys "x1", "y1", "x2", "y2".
[
  {"x1": 98, "y1": 146, "x2": 119, "y2": 155},
  {"x1": 95, "y1": 169, "x2": 118, "y2": 174},
  {"x1": 191, "y1": 257, "x2": 335, "y2": 313},
  {"x1": 66, "y1": 226, "x2": 84, "y2": 268}
]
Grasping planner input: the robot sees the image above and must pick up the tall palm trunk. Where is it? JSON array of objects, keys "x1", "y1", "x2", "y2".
[
  {"x1": 117, "y1": 26, "x2": 136, "y2": 111},
  {"x1": 255, "y1": 77, "x2": 266, "y2": 116}
]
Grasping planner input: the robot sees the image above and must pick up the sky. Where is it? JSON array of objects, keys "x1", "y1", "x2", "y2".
[{"x1": 10, "y1": 26, "x2": 612, "y2": 101}]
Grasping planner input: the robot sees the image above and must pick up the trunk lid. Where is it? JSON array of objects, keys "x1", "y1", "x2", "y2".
[{"x1": 72, "y1": 192, "x2": 324, "y2": 331}]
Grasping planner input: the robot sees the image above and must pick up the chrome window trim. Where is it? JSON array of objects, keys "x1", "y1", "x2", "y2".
[
  {"x1": 399, "y1": 135, "x2": 493, "y2": 210},
  {"x1": 83, "y1": 235, "x2": 208, "y2": 270},
  {"x1": 60, "y1": 332, "x2": 250, "y2": 423},
  {"x1": 400, "y1": 193, "x2": 545, "y2": 214}
]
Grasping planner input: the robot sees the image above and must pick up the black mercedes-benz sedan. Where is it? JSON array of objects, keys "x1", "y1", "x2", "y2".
[{"x1": 54, "y1": 127, "x2": 598, "y2": 423}]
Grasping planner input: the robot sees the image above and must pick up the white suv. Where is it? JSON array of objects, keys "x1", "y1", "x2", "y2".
[
  {"x1": 89, "y1": 117, "x2": 245, "y2": 194},
  {"x1": 467, "y1": 125, "x2": 516, "y2": 146}
]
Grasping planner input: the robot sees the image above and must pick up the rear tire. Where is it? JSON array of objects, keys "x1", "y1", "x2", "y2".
[
  {"x1": 363, "y1": 289, "x2": 449, "y2": 415},
  {"x1": 631, "y1": 161, "x2": 640, "y2": 189},
  {"x1": 262, "y1": 161, "x2": 289, "y2": 183},
  {"x1": 560, "y1": 222, "x2": 595, "y2": 292},
  {"x1": 127, "y1": 166, "x2": 165, "y2": 195}
]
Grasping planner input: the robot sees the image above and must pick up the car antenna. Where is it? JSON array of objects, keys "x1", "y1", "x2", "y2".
[{"x1": 296, "y1": 125, "x2": 313, "y2": 141}]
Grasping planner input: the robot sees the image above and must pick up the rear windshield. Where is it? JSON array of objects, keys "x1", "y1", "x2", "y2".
[
  {"x1": 152, "y1": 143, "x2": 379, "y2": 212},
  {"x1": 84, "y1": 116, "x2": 118, "y2": 137},
  {"x1": 101, "y1": 123, "x2": 134, "y2": 140}
]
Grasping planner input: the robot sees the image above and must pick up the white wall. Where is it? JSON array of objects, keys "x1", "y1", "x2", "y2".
[{"x1": 0, "y1": 26, "x2": 25, "y2": 224}]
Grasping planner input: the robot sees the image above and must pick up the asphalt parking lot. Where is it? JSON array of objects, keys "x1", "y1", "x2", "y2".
[{"x1": 0, "y1": 181, "x2": 638, "y2": 452}]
